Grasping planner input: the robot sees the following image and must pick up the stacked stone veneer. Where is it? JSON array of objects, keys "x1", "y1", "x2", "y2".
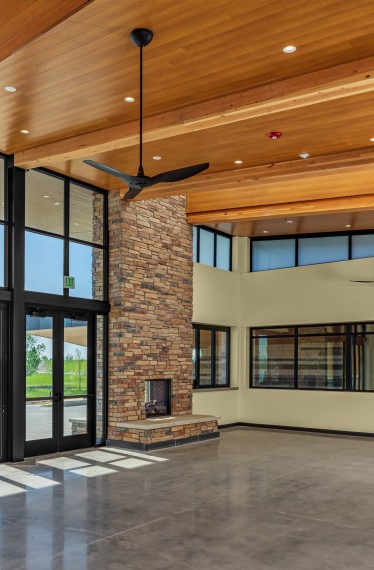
[
  {"x1": 112, "y1": 420, "x2": 219, "y2": 452},
  {"x1": 108, "y1": 193, "x2": 194, "y2": 441}
]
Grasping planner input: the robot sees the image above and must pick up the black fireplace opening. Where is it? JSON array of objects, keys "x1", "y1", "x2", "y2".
[{"x1": 145, "y1": 379, "x2": 171, "y2": 418}]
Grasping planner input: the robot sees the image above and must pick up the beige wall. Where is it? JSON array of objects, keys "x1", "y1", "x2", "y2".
[
  {"x1": 192, "y1": 388, "x2": 239, "y2": 425},
  {"x1": 192, "y1": 262, "x2": 241, "y2": 424},
  {"x1": 193, "y1": 238, "x2": 374, "y2": 432},
  {"x1": 240, "y1": 256, "x2": 374, "y2": 327},
  {"x1": 192, "y1": 262, "x2": 240, "y2": 326},
  {"x1": 242, "y1": 390, "x2": 374, "y2": 432}
]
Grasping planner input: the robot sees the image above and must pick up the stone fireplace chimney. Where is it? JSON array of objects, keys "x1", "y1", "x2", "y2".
[
  {"x1": 108, "y1": 195, "x2": 196, "y2": 437},
  {"x1": 107, "y1": 194, "x2": 219, "y2": 450}
]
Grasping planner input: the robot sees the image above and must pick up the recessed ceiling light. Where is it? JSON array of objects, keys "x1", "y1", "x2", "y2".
[
  {"x1": 299, "y1": 152, "x2": 310, "y2": 159},
  {"x1": 370, "y1": 138, "x2": 374, "y2": 142},
  {"x1": 345, "y1": 224, "x2": 352, "y2": 228},
  {"x1": 43, "y1": 195, "x2": 50, "y2": 199},
  {"x1": 124, "y1": 96, "x2": 135, "y2": 103},
  {"x1": 262, "y1": 230, "x2": 269, "y2": 234},
  {"x1": 286, "y1": 220, "x2": 294, "y2": 224},
  {"x1": 54, "y1": 202, "x2": 60, "y2": 206},
  {"x1": 283, "y1": 45, "x2": 297, "y2": 54},
  {"x1": 20, "y1": 129, "x2": 29, "y2": 134},
  {"x1": 4, "y1": 86, "x2": 16, "y2": 92},
  {"x1": 234, "y1": 160, "x2": 243, "y2": 165},
  {"x1": 152, "y1": 156, "x2": 162, "y2": 160}
]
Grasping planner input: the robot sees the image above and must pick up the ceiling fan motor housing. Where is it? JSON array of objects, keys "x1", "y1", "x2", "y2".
[{"x1": 130, "y1": 28, "x2": 154, "y2": 47}]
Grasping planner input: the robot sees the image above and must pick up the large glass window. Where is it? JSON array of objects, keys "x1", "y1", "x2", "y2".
[
  {"x1": 252, "y1": 335, "x2": 294, "y2": 388},
  {"x1": 298, "y1": 236, "x2": 349, "y2": 266},
  {"x1": 193, "y1": 325, "x2": 230, "y2": 388},
  {"x1": 251, "y1": 231, "x2": 374, "y2": 272},
  {"x1": 251, "y1": 323, "x2": 374, "y2": 391},
  {"x1": 252, "y1": 239, "x2": 295, "y2": 271},
  {"x1": 353, "y1": 330, "x2": 374, "y2": 391},
  {"x1": 216, "y1": 235, "x2": 231, "y2": 271},
  {"x1": 25, "y1": 170, "x2": 64, "y2": 235},
  {"x1": 199, "y1": 229, "x2": 215, "y2": 266},
  {"x1": 0, "y1": 225, "x2": 4, "y2": 288},
  {"x1": 69, "y1": 242, "x2": 104, "y2": 300},
  {"x1": 199, "y1": 329, "x2": 212, "y2": 386},
  {"x1": 25, "y1": 232, "x2": 64, "y2": 295},
  {"x1": 0, "y1": 158, "x2": 5, "y2": 221},
  {"x1": 352, "y1": 234, "x2": 374, "y2": 260},
  {"x1": 298, "y1": 335, "x2": 346, "y2": 390},
  {"x1": 193, "y1": 226, "x2": 198, "y2": 263},
  {"x1": 216, "y1": 330, "x2": 229, "y2": 384},
  {"x1": 96, "y1": 315, "x2": 106, "y2": 442},
  {"x1": 24, "y1": 170, "x2": 107, "y2": 300},
  {"x1": 70, "y1": 183, "x2": 104, "y2": 244},
  {"x1": 0, "y1": 157, "x2": 6, "y2": 287},
  {"x1": 193, "y1": 226, "x2": 232, "y2": 271}
]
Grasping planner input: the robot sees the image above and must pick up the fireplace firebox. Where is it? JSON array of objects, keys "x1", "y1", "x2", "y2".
[{"x1": 145, "y1": 379, "x2": 171, "y2": 418}]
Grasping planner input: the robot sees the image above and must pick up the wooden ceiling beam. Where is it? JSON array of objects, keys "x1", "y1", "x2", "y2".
[
  {"x1": 0, "y1": 1, "x2": 93, "y2": 63},
  {"x1": 134, "y1": 147, "x2": 374, "y2": 201},
  {"x1": 14, "y1": 55, "x2": 374, "y2": 169},
  {"x1": 187, "y1": 194, "x2": 374, "y2": 225}
]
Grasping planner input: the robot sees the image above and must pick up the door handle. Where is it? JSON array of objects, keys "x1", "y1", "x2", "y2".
[{"x1": 53, "y1": 393, "x2": 62, "y2": 403}]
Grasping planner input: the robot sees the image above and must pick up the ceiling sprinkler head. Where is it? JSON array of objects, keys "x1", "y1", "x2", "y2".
[{"x1": 266, "y1": 131, "x2": 282, "y2": 140}]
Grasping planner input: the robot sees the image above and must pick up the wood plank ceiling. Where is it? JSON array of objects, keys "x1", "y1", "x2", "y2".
[
  {"x1": 2, "y1": 0, "x2": 374, "y2": 236},
  {"x1": 0, "y1": 0, "x2": 92, "y2": 62}
]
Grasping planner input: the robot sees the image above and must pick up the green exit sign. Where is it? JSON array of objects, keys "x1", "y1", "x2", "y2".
[{"x1": 64, "y1": 276, "x2": 75, "y2": 289}]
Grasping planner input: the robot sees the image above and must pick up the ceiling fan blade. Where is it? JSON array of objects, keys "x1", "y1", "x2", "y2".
[
  {"x1": 150, "y1": 162, "x2": 209, "y2": 185},
  {"x1": 123, "y1": 186, "x2": 144, "y2": 200},
  {"x1": 84, "y1": 160, "x2": 137, "y2": 187},
  {"x1": 349, "y1": 280, "x2": 374, "y2": 283}
]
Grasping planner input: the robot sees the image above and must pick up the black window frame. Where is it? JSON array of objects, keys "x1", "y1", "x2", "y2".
[
  {"x1": 250, "y1": 321, "x2": 374, "y2": 392},
  {"x1": 0, "y1": 153, "x2": 10, "y2": 293},
  {"x1": 250, "y1": 229, "x2": 374, "y2": 272},
  {"x1": 194, "y1": 226, "x2": 232, "y2": 271},
  {"x1": 24, "y1": 167, "x2": 108, "y2": 302},
  {"x1": 193, "y1": 324, "x2": 230, "y2": 389}
]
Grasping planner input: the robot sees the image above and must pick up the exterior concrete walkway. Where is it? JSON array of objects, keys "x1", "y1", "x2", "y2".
[{"x1": 2, "y1": 428, "x2": 374, "y2": 569}]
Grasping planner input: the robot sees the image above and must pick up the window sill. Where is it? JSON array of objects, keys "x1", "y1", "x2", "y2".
[{"x1": 193, "y1": 387, "x2": 239, "y2": 392}]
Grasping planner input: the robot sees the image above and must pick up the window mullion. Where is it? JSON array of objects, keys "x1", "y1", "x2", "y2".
[
  {"x1": 211, "y1": 330, "x2": 216, "y2": 387},
  {"x1": 196, "y1": 328, "x2": 200, "y2": 388},
  {"x1": 294, "y1": 328, "x2": 298, "y2": 389},
  {"x1": 226, "y1": 329, "x2": 230, "y2": 386},
  {"x1": 197, "y1": 227, "x2": 200, "y2": 263},
  {"x1": 346, "y1": 325, "x2": 353, "y2": 391},
  {"x1": 63, "y1": 180, "x2": 69, "y2": 297}
]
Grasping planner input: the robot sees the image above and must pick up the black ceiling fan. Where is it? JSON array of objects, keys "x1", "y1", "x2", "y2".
[{"x1": 84, "y1": 28, "x2": 209, "y2": 200}]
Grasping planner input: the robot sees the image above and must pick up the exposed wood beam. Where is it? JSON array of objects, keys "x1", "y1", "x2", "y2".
[
  {"x1": 137, "y1": 147, "x2": 374, "y2": 201},
  {"x1": 14, "y1": 55, "x2": 374, "y2": 169},
  {"x1": 187, "y1": 194, "x2": 374, "y2": 225},
  {"x1": 0, "y1": 1, "x2": 93, "y2": 63}
]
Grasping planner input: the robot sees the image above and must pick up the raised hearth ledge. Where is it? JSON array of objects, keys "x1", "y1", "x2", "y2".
[
  {"x1": 117, "y1": 414, "x2": 220, "y2": 430},
  {"x1": 193, "y1": 387, "x2": 239, "y2": 392}
]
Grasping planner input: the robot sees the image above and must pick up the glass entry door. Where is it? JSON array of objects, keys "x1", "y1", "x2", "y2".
[
  {"x1": 0, "y1": 305, "x2": 7, "y2": 462},
  {"x1": 25, "y1": 310, "x2": 95, "y2": 457}
]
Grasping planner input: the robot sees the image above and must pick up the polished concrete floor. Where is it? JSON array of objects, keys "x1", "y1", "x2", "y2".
[{"x1": 2, "y1": 428, "x2": 374, "y2": 569}]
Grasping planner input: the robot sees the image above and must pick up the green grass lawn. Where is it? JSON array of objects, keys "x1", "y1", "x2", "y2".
[{"x1": 26, "y1": 360, "x2": 87, "y2": 398}]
